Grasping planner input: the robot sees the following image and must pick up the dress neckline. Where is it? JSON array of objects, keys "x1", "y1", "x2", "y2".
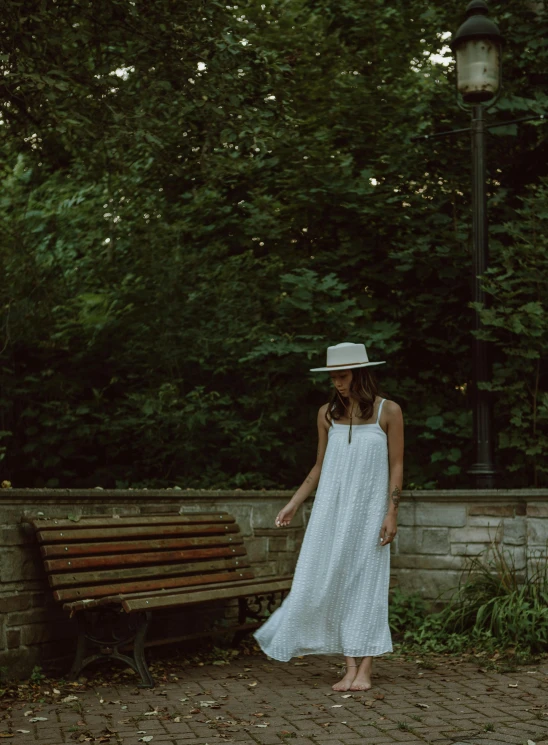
[
  {"x1": 331, "y1": 421, "x2": 380, "y2": 427},
  {"x1": 330, "y1": 397, "x2": 385, "y2": 427}
]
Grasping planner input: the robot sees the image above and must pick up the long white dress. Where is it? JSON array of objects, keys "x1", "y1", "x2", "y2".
[{"x1": 254, "y1": 398, "x2": 393, "y2": 661}]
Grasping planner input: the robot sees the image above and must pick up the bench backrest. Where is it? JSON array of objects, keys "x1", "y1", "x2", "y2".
[{"x1": 24, "y1": 513, "x2": 253, "y2": 604}]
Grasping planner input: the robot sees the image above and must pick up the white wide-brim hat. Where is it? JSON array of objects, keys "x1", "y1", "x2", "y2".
[{"x1": 310, "y1": 342, "x2": 386, "y2": 372}]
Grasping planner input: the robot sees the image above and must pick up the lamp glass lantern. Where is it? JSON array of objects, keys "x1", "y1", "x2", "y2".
[{"x1": 450, "y1": 0, "x2": 503, "y2": 104}]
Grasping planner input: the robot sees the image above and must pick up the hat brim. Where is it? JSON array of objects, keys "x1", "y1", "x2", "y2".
[{"x1": 309, "y1": 361, "x2": 386, "y2": 372}]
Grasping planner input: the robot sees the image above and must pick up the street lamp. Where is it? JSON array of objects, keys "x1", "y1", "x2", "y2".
[
  {"x1": 451, "y1": 1, "x2": 503, "y2": 489},
  {"x1": 452, "y1": 0, "x2": 502, "y2": 104}
]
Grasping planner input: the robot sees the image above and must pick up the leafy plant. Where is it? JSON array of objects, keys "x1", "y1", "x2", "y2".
[
  {"x1": 30, "y1": 666, "x2": 46, "y2": 684},
  {"x1": 389, "y1": 586, "x2": 428, "y2": 636},
  {"x1": 405, "y1": 543, "x2": 548, "y2": 656},
  {"x1": 475, "y1": 179, "x2": 548, "y2": 487}
]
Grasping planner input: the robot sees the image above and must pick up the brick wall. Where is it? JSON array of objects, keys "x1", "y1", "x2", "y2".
[{"x1": 0, "y1": 488, "x2": 547, "y2": 678}]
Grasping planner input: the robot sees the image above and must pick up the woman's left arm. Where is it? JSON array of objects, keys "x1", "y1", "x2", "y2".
[{"x1": 379, "y1": 400, "x2": 404, "y2": 547}]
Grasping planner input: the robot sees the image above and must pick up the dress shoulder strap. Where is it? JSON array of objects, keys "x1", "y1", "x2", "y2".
[{"x1": 376, "y1": 398, "x2": 386, "y2": 424}]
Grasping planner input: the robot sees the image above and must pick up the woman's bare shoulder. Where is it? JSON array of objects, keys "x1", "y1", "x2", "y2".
[
  {"x1": 382, "y1": 399, "x2": 403, "y2": 419},
  {"x1": 318, "y1": 403, "x2": 331, "y2": 427}
]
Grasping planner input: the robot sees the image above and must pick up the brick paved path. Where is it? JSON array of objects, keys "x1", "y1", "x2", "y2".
[{"x1": 2, "y1": 654, "x2": 548, "y2": 745}]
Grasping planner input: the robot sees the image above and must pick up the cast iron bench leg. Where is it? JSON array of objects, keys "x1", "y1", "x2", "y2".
[
  {"x1": 68, "y1": 610, "x2": 154, "y2": 688},
  {"x1": 134, "y1": 611, "x2": 154, "y2": 688},
  {"x1": 68, "y1": 614, "x2": 87, "y2": 681}
]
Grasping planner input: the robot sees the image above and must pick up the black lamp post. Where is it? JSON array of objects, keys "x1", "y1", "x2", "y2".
[{"x1": 450, "y1": 1, "x2": 503, "y2": 489}]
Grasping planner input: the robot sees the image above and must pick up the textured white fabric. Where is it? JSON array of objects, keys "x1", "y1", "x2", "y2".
[{"x1": 254, "y1": 398, "x2": 393, "y2": 661}]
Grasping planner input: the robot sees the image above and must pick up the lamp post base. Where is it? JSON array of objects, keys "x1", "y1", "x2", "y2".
[{"x1": 467, "y1": 464, "x2": 497, "y2": 490}]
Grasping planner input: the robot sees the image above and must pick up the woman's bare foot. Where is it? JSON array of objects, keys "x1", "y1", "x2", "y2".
[
  {"x1": 332, "y1": 658, "x2": 358, "y2": 691},
  {"x1": 349, "y1": 656, "x2": 372, "y2": 691}
]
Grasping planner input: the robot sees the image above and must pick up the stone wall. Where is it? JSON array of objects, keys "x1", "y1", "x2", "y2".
[
  {"x1": 1, "y1": 488, "x2": 547, "y2": 678},
  {"x1": 393, "y1": 491, "x2": 548, "y2": 599}
]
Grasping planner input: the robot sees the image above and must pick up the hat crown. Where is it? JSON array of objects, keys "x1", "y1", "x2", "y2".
[{"x1": 326, "y1": 342, "x2": 369, "y2": 367}]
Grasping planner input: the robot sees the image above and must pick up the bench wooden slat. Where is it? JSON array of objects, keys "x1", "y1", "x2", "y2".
[
  {"x1": 50, "y1": 555, "x2": 250, "y2": 591},
  {"x1": 40, "y1": 534, "x2": 243, "y2": 559},
  {"x1": 26, "y1": 514, "x2": 236, "y2": 531},
  {"x1": 61, "y1": 572, "x2": 274, "y2": 613},
  {"x1": 55, "y1": 567, "x2": 255, "y2": 603},
  {"x1": 120, "y1": 574, "x2": 294, "y2": 606},
  {"x1": 44, "y1": 544, "x2": 247, "y2": 572},
  {"x1": 123, "y1": 577, "x2": 294, "y2": 612},
  {"x1": 37, "y1": 523, "x2": 239, "y2": 543}
]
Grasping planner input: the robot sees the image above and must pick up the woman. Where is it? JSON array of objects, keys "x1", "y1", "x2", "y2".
[{"x1": 254, "y1": 342, "x2": 404, "y2": 692}]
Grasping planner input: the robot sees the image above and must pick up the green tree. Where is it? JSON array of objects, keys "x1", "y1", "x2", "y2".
[{"x1": 0, "y1": 0, "x2": 546, "y2": 488}]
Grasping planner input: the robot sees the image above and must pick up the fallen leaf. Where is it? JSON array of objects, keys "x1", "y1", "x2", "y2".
[
  {"x1": 256, "y1": 724, "x2": 269, "y2": 728},
  {"x1": 62, "y1": 695, "x2": 79, "y2": 703},
  {"x1": 138, "y1": 738, "x2": 153, "y2": 743},
  {"x1": 527, "y1": 741, "x2": 536, "y2": 745},
  {"x1": 293, "y1": 662, "x2": 309, "y2": 666},
  {"x1": 23, "y1": 712, "x2": 32, "y2": 717},
  {"x1": 374, "y1": 693, "x2": 385, "y2": 700},
  {"x1": 509, "y1": 683, "x2": 518, "y2": 688},
  {"x1": 341, "y1": 694, "x2": 352, "y2": 699},
  {"x1": 331, "y1": 704, "x2": 343, "y2": 708},
  {"x1": 53, "y1": 688, "x2": 61, "y2": 695},
  {"x1": 248, "y1": 682, "x2": 258, "y2": 687},
  {"x1": 415, "y1": 703, "x2": 429, "y2": 709},
  {"x1": 29, "y1": 717, "x2": 48, "y2": 722},
  {"x1": 173, "y1": 717, "x2": 181, "y2": 723}
]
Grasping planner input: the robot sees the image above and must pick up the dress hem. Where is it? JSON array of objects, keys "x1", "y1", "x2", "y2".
[{"x1": 254, "y1": 645, "x2": 393, "y2": 663}]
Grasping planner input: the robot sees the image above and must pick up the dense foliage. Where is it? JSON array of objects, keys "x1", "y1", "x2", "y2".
[
  {"x1": 0, "y1": 0, "x2": 546, "y2": 488},
  {"x1": 394, "y1": 545, "x2": 548, "y2": 657}
]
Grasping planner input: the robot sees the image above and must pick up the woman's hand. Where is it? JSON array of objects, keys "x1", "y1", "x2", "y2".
[
  {"x1": 379, "y1": 514, "x2": 398, "y2": 546},
  {"x1": 275, "y1": 502, "x2": 297, "y2": 528}
]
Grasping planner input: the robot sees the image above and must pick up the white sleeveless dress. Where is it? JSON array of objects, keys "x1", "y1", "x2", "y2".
[{"x1": 254, "y1": 398, "x2": 393, "y2": 661}]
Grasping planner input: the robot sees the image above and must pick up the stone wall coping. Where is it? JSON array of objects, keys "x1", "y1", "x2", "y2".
[{"x1": 0, "y1": 487, "x2": 547, "y2": 505}]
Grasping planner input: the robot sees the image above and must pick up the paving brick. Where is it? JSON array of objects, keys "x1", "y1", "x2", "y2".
[{"x1": 3, "y1": 654, "x2": 548, "y2": 744}]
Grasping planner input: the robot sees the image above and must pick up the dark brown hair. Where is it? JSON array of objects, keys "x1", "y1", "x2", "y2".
[{"x1": 325, "y1": 367, "x2": 381, "y2": 424}]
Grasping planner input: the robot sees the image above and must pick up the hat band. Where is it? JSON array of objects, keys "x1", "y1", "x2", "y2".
[{"x1": 326, "y1": 361, "x2": 366, "y2": 368}]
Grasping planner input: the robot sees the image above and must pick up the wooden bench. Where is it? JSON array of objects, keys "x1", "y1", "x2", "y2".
[{"x1": 24, "y1": 513, "x2": 292, "y2": 687}]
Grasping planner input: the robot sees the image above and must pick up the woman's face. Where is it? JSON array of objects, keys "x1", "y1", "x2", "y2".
[{"x1": 330, "y1": 370, "x2": 353, "y2": 397}]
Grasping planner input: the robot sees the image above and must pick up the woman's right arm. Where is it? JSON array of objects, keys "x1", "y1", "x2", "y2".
[{"x1": 275, "y1": 405, "x2": 330, "y2": 527}]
